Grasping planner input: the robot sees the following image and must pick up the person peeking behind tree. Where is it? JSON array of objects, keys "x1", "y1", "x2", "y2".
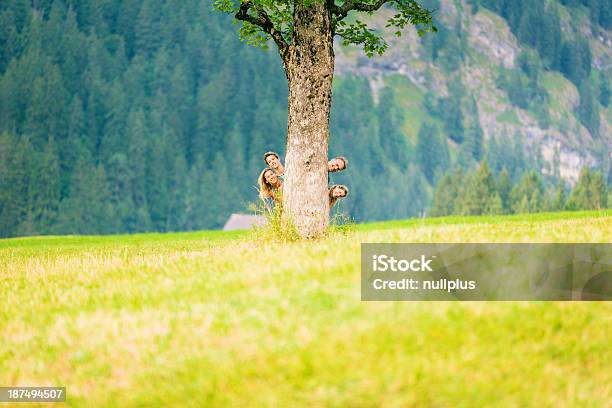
[
  {"x1": 328, "y1": 156, "x2": 348, "y2": 173},
  {"x1": 258, "y1": 167, "x2": 283, "y2": 212},
  {"x1": 265, "y1": 151, "x2": 348, "y2": 181},
  {"x1": 329, "y1": 184, "x2": 349, "y2": 211},
  {"x1": 263, "y1": 151, "x2": 285, "y2": 182}
]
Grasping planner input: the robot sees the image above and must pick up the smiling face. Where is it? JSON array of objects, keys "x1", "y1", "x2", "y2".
[
  {"x1": 265, "y1": 154, "x2": 281, "y2": 169},
  {"x1": 328, "y1": 158, "x2": 346, "y2": 172},
  {"x1": 264, "y1": 169, "x2": 278, "y2": 185},
  {"x1": 331, "y1": 186, "x2": 346, "y2": 198}
]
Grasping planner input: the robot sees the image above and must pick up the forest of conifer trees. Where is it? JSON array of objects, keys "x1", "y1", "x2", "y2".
[
  {"x1": 0, "y1": 0, "x2": 610, "y2": 237},
  {"x1": 0, "y1": 0, "x2": 432, "y2": 237}
]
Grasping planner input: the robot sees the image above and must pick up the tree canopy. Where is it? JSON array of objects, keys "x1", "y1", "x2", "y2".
[{"x1": 213, "y1": 0, "x2": 436, "y2": 58}]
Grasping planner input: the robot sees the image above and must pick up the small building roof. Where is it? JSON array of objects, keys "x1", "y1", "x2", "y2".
[{"x1": 222, "y1": 214, "x2": 267, "y2": 231}]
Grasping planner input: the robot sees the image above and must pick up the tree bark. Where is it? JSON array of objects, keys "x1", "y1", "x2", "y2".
[{"x1": 283, "y1": 2, "x2": 334, "y2": 239}]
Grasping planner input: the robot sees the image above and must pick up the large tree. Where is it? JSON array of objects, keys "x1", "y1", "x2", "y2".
[{"x1": 215, "y1": 0, "x2": 435, "y2": 238}]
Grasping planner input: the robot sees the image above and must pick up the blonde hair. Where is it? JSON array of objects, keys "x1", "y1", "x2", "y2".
[{"x1": 258, "y1": 167, "x2": 282, "y2": 201}]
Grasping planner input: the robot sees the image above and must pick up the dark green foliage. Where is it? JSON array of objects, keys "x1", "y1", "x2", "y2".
[
  {"x1": 56, "y1": 158, "x2": 116, "y2": 234},
  {"x1": 429, "y1": 159, "x2": 610, "y2": 217},
  {"x1": 420, "y1": 13, "x2": 465, "y2": 71},
  {"x1": 416, "y1": 122, "x2": 449, "y2": 183},
  {"x1": 481, "y1": 0, "x2": 564, "y2": 70},
  {"x1": 430, "y1": 168, "x2": 462, "y2": 216},
  {"x1": 552, "y1": 179, "x2": 567, "y2": 211},
  {"x1": 330, "y1": 77, "x2": 431, "y2": 222},
  {"x1": 481, "y1": 0, "x2": 604, "y2": 90},
  {"x1": 27, "y1": 137, "x2": 61, "y2": 234},
  {"x1": 600, "y1": 72, "x2": 610, "y2": 107},
  {"x1": 510, "y1": 171, "x2": 548, "y2": 213},
  {"x1": 466, "y1": 0, "x2": 479, "y2": 14},
  {"x1": 0, "y1": 1, "x2": 436, "y2": 237},
  {"x1": 560, "y1": 36, "x2": 592, "y2": 87},
  {"x1": 560, "y1": 0, "x2": 612, "y2": 30},
  {"x1": 0, "y1": 0, "x2": 291, "y2": 237},
  {"x1": 458, "y1": 161, "x2": 503, "y2": 215},
  {"x1": 485, "y1": 132, "x2": 527, "y2": 181},
  {"x1": 0, "y1": 133, "x2": 33, "y2": 236},
  {"x1": 566, "y1": 166, "x2": 608, "y2": 210},
  {"x1": 378, "y1": 87, "x2": 409, "y2": 169},
  {"x1": 497, "y1": 51, "x2": 550, "y2": 126},
  {"x1": 464, "y1": 95, "x2": 484, "y2": 161},
  {"x1": 577, "y1": 79, "x2": 600, "y2": 137},
  {"x1": 442, "y1": 78, "x2": 465, "y2": 143},
  {"x1": 497, "y1": 167, "x2": 512, "y2": 213}
]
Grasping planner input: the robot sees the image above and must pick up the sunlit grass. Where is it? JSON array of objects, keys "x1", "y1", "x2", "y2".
[{"x1": 1, "y1": 211, "x2": 611, "y2": 407}]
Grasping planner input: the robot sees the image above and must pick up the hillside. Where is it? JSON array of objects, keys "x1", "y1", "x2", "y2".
[
  {"x1": 335, "y1": 0, "x2": 612, "y2": 183},
  {"x1": 1, "y1": 211, "x2": 611, "y2": 406}
]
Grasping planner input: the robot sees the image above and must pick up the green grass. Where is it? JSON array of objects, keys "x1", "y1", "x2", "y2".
[
  {"x1": 541, "y1": 72, "x2": 576, "y2": 115},
  {"x1": 496, "y1": 109, "x2": 521, "y2": 125},
  {"x1": 541, "y1": 72, "x2": 570, "y2": 92},
  {"x1": 383, "y1": 74, "x2": 442, "y2": 142},
  {"x1": 1, "y1": 211, "x2": 611, "y2": 407}
]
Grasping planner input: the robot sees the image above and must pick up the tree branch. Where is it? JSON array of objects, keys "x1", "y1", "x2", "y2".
[
  {"x1": 235, "y1": 1, "x2": 289, "y2": 59},
  {"x1": 331, "y1": 0, "x2": 391, "y2": 20}
]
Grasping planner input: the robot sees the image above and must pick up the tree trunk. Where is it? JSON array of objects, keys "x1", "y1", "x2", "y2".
[{"x1": 283, "y1": 3, "x2": 334, "y2": 239}]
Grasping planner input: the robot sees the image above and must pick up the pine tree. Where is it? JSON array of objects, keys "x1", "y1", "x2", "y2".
[
  {"x1": 560, "y1": 37, "x2": 592, "y2": 87},
  {"x1": 126, "y1": 109, "x2": 151, "y2": 231},
  {"x1": 510, "y1": 132, "x2": 527, "y2": 180},
  {"x1": 459, "y1": 161, "x2": 498, "y2": 215},
  {"x1": 485, "y1": 135, "x2": 501, "y2": 174},
  {"x1": 0, "y1": 134, "x2": 32, "y2": 237},
  {"x1": 511, "y1": 171, "x2": 546, "y2": 213},
  {"x1": 422, "y1": 89, "x2": 440, "y2": 116},
  {"x1": 430, "y1": 168, "x2": 463, "y2": 216},
  {"x1": 464, "y1": 95, "x2": 484, "y2": 161},
  {"x1": 22, "y1": 63, "x2": 67, "y2": 149},
  {"x1": 378, "y1": 86, "x2": 409, "y2": 168},
  {"x1": 105, "y1": 151, "x2": 135, "y2": 233},
  {"x1": 443, "y1": 78, "x2": 465, "y2": 143},
  {"x1": 185, "y1": 155, "x2": 210, "y2": 231},
  {"x1": 165, "y1": 155, "x2": 188, "y2": 231},
  {"x1": 577, "y1": 80, "x2": 600, "y2": 138},
  {"x1": 497, "y1": 167, "x2": 512, "y2": 213},
  {"x1": 28, "y1": 136, "x2": 61, "y2": 233},
  {"x1": 100, "y1": 81, "x2": 128, "y2": 166},
  {"x1": 134, "y1": 0, "x2": 161, "y2": 57},
  {"x1": 56, "y1": 158, "x2": 115, "y2": 234},
  {"x1": 599, "y1": 72, "x2": 610, "y2": 107},
  {"x1": 552, "y1": 179, "x2": 567, "y2": 211},
  {"x1": 567, "y1": 166, "x2": 607, "y2": 210},
  {"x1": 146, "y1": 126, "x2": 180, "y2": 231},
  {"x1": 416, "y1": 122, "x2": 449, "y2": 183},
  {"x1": 0, "y1": 8, "x2": 20, "y2": 73}
]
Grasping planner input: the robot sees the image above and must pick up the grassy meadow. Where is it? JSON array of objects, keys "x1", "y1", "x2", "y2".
[{"x1": 1, "y1": 211, "x2": 611, "y2": 407}]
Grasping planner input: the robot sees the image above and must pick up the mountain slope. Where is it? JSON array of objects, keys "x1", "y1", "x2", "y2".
[{"x1": 334, "y1": 0, "x2": 612, "y2": 183}]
